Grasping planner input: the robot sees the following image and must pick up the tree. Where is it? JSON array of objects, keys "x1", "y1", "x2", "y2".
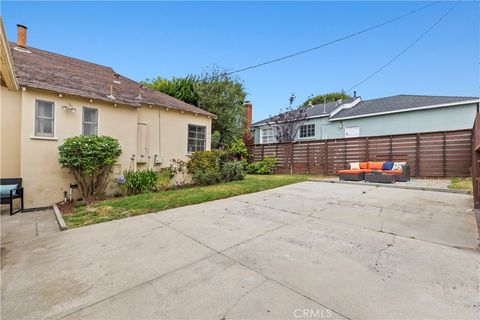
[
  {"x1": 143, "y1": 76, "x2": 198, "y2": 106},
  {"x1": 58, "y1": 135, "x2": 122, "y2": 199},
  {"x1": 144, "y1": 66, "x2": 246, "y2": 148},
  {"x1": 301, "y1": 91, "x2": 351, "y2": 107},
  {"x1": 195, "y1": 66, "x2": 246, "y2": 148},
  {"x1": 268, "y1": 94, "x2": 308, "y2": 143}
]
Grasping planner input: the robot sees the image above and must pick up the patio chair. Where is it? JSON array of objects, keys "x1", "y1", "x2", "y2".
[{"x1": 0, "y1": 178, "x2": 24, "y2": 215}]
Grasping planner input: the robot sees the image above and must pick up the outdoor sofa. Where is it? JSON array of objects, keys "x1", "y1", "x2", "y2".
[{"x1": 338, "y1": 161, "x2": 410, "y2": 182}]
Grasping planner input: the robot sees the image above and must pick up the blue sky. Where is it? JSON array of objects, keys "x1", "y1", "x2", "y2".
[{"x1": 2, "y1": 1, "x2": 479, "y2": 121}]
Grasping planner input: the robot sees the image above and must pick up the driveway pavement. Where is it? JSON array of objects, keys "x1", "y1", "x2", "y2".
[{"x1": 2, "y1": 182, "x2": 479, "y2": 320}]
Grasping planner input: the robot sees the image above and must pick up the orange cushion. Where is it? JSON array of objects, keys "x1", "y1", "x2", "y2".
[
  {"x1": 383, "y1": 170, "x2": 403, "y2": 174},
  {"x1": 368, "y1": 162, "x2": 385, "y2": 170},
  {"x1": 359, "y1": 162, "x2": 368, "y2": 169}
]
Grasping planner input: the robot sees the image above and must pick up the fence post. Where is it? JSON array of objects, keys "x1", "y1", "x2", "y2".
[
  {"x1": 325, "y1": 140, "x2": 329, "y2": 175},
  {"x1": 389, "y1": 135, "x2": 393, "y2": 161},
  {"x1": 416, "y1": 133, "x2": 420, "y2": 177},
  {"x1": 261, "y1": 144, "x2": 265, "y2": 160},
  {"x1": 290, "y1": 142, "x2": 294, "y2": 174},
  {"x1": 365, "y1": 137, "x2": 369, "y2": 161},
  {"x1": 443, "y1": 131, "x2": 447, "y2": 177},
  {"x1": 306, "y1": 142, "x2": 310, "y2": 174}
]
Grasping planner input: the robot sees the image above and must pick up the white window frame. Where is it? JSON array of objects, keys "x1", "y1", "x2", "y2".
[
  {"x1": 298, "y1": 124, "x2": 315, "y2": 139},
  {"x1": 82, "y1": 107, "x2": 98, "y2": 136},
  {"x1": 34, "y1": 99, "x2": 55, "y2": 138},
  {"x1": 187, "y1": 124, "x2": 206, "y2": 154},
  {"x1": 260, "y1": 127, "x2": 275, "y2": 144}
]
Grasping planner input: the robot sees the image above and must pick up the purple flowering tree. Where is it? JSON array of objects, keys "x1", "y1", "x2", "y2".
[{"x1": 268, "y1": 94, "x2": 308, "y2": 143}]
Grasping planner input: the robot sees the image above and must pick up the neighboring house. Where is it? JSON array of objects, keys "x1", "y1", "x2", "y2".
[
  {"x1": 252, "y1": 95, "x2": 480, "y2": 144},
  {"x1": 0, "y1": 22, "x2": 215, "y2": 208}
]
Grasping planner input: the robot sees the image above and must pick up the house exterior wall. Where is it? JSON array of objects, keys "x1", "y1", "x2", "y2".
[
  {"x1": 1, "y1": 86, "x2": 22, "y2": 177},
  {"x1": 253, "y1": 103, "x2": 477, "y2": 143},
  {"x1": 326, "y1": 103, "x2": 477, "y2": 139},
  {"x1": 1, "y1": 86, "x2": 212, "y2": 208}
]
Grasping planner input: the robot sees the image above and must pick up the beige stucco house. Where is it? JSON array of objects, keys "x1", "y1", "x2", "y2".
[{"x1": 1, "y1": 20, "x2": 215, "y2": 209}]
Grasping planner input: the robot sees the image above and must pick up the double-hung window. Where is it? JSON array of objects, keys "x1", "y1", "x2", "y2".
[
  {"x1": 35, "y1": 100, "x2": 55, "y2": 137},
  {"x1": 83, "y1": 107, "x2": 98, "y2": 136},
  {"x1": 299, "y1": 124, "x2": 315, "y2": 138},
  {"x1": 261, "y1": 127, "x2": 274, "y2": 144},
  {"x1": 188, "y1": 124, "x2": 206, "y2": 153}
]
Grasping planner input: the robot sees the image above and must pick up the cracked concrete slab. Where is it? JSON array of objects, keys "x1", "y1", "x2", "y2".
[
  {"x1": 2, "y1": 181, "x2": 479, "y2": 319},
  {"x1": 1, "y1": 214, "x2": 214, "y2": 320},
  {"x1": 308, "y1": 184, "x2": 478, "y2": 249},
  {"x1": 149, "y1": 199, "x2": 304, "y2": 251},
  {"x1": 1, "y1": 208, "x2": 60, "y2": 246},
  {"x1": 224, "y1": 217, "x2": 480, "y2": 319},
  {"x1": 62, "y1": 254, "x2": 347, "y2": 320}
]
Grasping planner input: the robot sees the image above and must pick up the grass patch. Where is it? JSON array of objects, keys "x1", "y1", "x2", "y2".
[
  {"x1": 448, "y1": 177, "x2": 472, "y2": 193},
  {"x1": 63, "y1": 174, "x2": 308, "y2": 228}
]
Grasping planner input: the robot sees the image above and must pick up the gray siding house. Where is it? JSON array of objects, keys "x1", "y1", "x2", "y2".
[{"x1": 252, "y1": 95, "x2": 480, "y2": 144}]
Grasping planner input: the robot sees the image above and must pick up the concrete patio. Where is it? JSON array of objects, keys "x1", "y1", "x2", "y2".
[{"x1": 1, "y1": 181, "x2": 479, "y2": 319}]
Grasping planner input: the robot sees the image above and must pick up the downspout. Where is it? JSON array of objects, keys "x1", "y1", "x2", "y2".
[{"x1": 158, "y1": 109, "x2": 162, "y2": 165}]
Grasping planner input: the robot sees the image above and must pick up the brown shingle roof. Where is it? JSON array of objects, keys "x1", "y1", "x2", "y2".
[{"x1": 9, "y1": 43, "x2": 215, "y2": 117}]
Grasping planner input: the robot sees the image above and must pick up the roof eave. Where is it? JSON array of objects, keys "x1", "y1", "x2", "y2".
[
  {"x1": 0, "y1": 18, "x2": 19, "y2": 91},
  {"x1": 330, "y1": 99, "x2": 480, "y2": 121}
]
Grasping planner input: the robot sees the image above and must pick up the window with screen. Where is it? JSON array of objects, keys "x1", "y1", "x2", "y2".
[
  {"x1": 82, "y1": 107, "x2": 98, "y2": 136},
  {"x1": 35, "y1": 100, "x2": 55, "y2": 137},
  {"x1": 188, "y1": 124, "x2": 206, "y2": 153}
]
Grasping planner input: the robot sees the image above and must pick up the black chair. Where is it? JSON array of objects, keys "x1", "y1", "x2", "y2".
[{"x1": 0, "y1": 178, "x2": 24, "y2": 215}]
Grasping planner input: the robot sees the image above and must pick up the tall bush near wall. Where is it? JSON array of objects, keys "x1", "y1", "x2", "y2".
[
  {"x1": 58, "y1": 135, "x2": 122, "y2": 199},
  {"x1": 187, "y1": 150, "x2": 246, "y2": 185}
]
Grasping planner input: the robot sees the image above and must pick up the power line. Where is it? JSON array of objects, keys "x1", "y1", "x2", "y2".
[
  {"x1": 346, "y1": 1, "x2": 460, "y2": 92},
  {"x1": 205, "y1": 1, "x2": 440, "y2": 80}
]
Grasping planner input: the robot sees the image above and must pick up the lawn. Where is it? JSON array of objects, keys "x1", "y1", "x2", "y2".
[
  {"x1": 448, "y1": 177, "x2": 472, "y2": 193},
  {"x1": 63, "y1": 174, "x2": 308, "y2": 228}
]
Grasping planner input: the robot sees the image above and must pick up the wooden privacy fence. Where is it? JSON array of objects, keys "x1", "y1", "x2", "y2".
[
  {"x1": 247, "y1": 129, "x2": 472, "y2": 178},
  {"x1": 471, "y1": 114, "x2": 480, "y2": 208}
]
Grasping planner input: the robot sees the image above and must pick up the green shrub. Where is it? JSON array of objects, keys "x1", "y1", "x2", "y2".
[
  {"x1": 157, "y1": 167, "x2": 174, "y2": 191},
  {"x1": 122, "y1": 169, "x2": 159, "y2": 195},
  {"x1": 221, "y1": 160, "x2": 246, "y2": 182},
  {"x1": 192, "y1": 169, "x2": 221, "y2": 186},
  {"x1": 247, "y1": 156, "x2": 277, "y2": 174},
  {"x1": 58, "y1": 135, "x2": 121, "y2": 199},
  {"x1": 187, "y1": 150, "x2": 227, "y2": 174},
  {"x1": 228, "y1": 139, "x2": 248, "y2": 160},
  {"x1": 187, "y1": 150, "x2": 246, "y2": 185}
]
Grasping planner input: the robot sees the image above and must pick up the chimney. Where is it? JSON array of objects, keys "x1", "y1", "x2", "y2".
[
  {"x1": 16, "y1": 24, "x2": 27, "y2": 48},
  {"x1": 242, "y1": 101, "x2": 253, "y2": 145}
]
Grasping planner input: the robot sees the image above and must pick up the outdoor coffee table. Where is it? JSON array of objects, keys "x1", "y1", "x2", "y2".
[{"x1": 365, "y1": 172, "x2": 395, "y2": 183}]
